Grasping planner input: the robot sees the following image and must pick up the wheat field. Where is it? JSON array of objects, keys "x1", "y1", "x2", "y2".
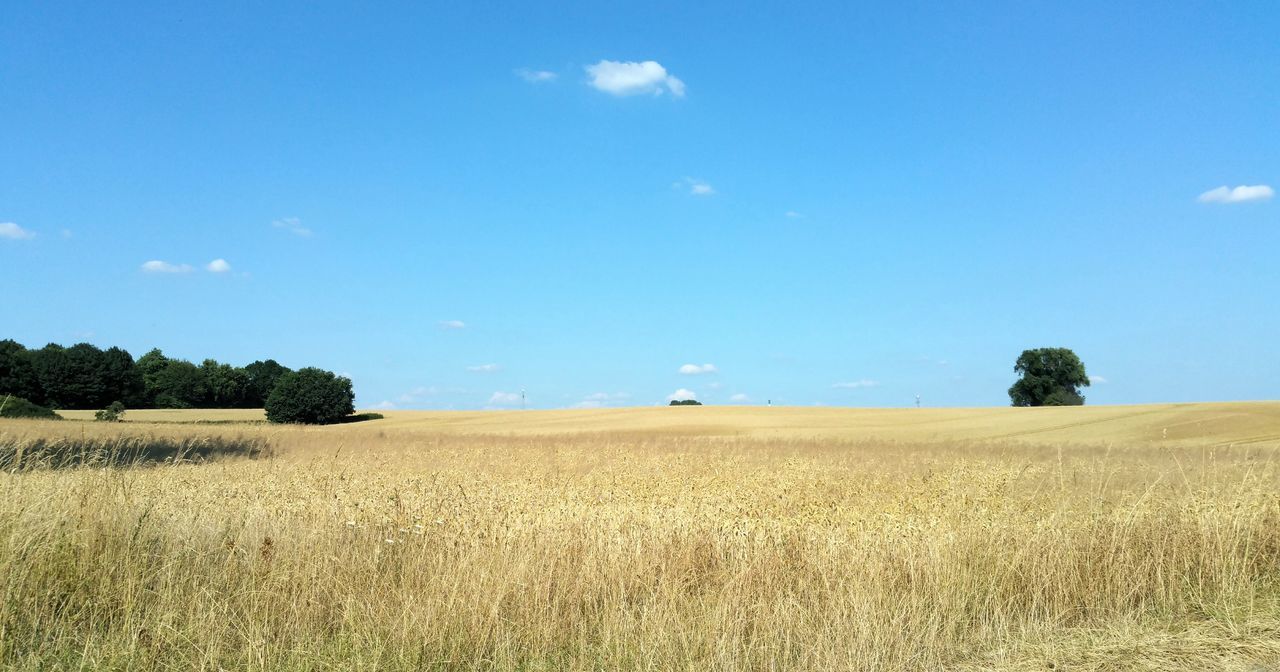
[{"x1": 3, "y1": 403, "x2": 1280, "y2": 670}]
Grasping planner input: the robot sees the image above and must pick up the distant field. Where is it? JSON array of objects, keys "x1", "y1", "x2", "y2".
[
  {"x1": 58, "y1": 401, "x2": 1280, "y2": 447},
  {"x1": 7, "y1": 402, "x2": 1279, "y2": 670}
]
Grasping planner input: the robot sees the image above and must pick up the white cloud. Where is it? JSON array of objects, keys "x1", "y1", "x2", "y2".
[
  {"x1": 371, "y1": 400, "x2": 397, "y2": 410},
  {"x1": 730, "y1": 393, "x2": 750, "y2": 402},
  {"x1": 398, "y1": 386, "x2": 441, "y2": 403},
  {"x1": 0, "y1": 222, "x2": 35, "y2": 240},
  {"x1": 60, "y1": 229, "x2": 73, "y2": 239},
  {"x1": 666, "y1": 388, "x2": 697, "y2": 402},
  {"x1": 785, "y1": 211, "x2": 804, "y2": 219},
  {"x1": 467, "y1": 363, "x2": 501, "y2": 373},
  {"x1": 832, "y1": 379, "x2": 880, "y2": 389},
  {"x1": 1198, "y1": 185, "x2": 1273, "y2": 204},
  {"x1": 572, "y1": 391, "x2": 630, "y2": 408},
  {"x1": 675, "y1": 177, "x2": 715, "y2": 196},
  {"x1": 272, "y1": 217, "x2": 312, "y2": 236},
  {"x1": 439, "y1": 320, "x2": 466, "y2": 330},
  {"x1": 140, "y1": 260, "x2": 194, "y2": 274},
  {"x1": 206, "y1": 258, "x2": 231, "y2": 273},
  {"x1": 1090, "y1": 375, "x2": 1108, "y2": 384},
  {"x1": 679, "y1": 363, "x2": 718, "y2": 375},
  {"x1": 585, "y1": 60, "x2": 685, "y2": 97},
  {"x1": 488, "y1": 391, "x2": 522, "y2": 406},
  {"x1": 515, "y1": 68, "x2": 557, "y2": 83}
]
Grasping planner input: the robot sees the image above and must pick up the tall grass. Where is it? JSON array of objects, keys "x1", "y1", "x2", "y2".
[{"x1": 0, "y1": 420, "x2": 1277, "y2": 670}]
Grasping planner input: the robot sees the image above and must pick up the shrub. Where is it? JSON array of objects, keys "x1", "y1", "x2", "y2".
[
  {"x1": 94, "y1": 401, "x2": 127, "y2": 422},
  {"x1": 265, "y1": 368, "x2": 355, "y2": 425},
  {"x1": 0, "y1": 395, "x2": 61, "y2": 420},
  {"x1": 669, "y1": 399, "x2": 703, "y2": 406}
]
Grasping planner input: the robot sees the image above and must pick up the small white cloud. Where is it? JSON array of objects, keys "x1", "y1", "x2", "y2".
[
  {"x1": 730, "y1": 393, "x2": 750, "y2": 402},
  {"x1": 272, "y1": 217, "x2": 312, "y2": 236},
  {"x1": 515, "y1": 68, "x2": 557, "y2": 83},
  {"x1": 439, "y1": 320, "x2": 466, "y2": 330},
  {"x1": 586, "y1": 60, "x2": 685, "y2": 97},
  {"x1": 371, "y1": 400, "x2": 397, "y2": 410},
  {"x1": 666, "y1": 388, "x2": 697, "y2": 402},
  {"x1": 675, "y1": 177, "x2": 715, "y2": 196},
  {"x1": 832, "y1": 379, "x2": 879, "y2": 389},
  {"x1": 1198, "y1": 185, "x2": 1273, "y2": 204},
  {"x1": 0, "y1": 222, "x2": 35, "y2": 240},
  {"x1": 1090, "y1": 375, "x2": 1108, "y2": 384},
  {"x1": 785, "y1": 211, "x2": 804, "y2": 219},
  {"x1": 206, "y1": 258, "x2": 232, "y2": 273},
  {"x1": 60, "y1": 229, "x2": 73, "y2": 239},
  {"x1": 679, "y1": 363, "x2": 718, "y2": 375},
  {"x1": 467, "y1": 364, "x2": 501, "y2": 373},
  {"x1": 398, "y1": 386, "x2": 441, "y2": 403},
  {"x1": 141, "y1": 260, "x2": 194, "y2": 274},
  {"x1": 488, "y1": 391, "x2": 522, "y2": 406}
]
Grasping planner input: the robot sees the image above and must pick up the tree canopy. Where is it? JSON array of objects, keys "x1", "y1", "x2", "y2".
[{"x1": 1008, "y1": 347, "x2": 1090, "y2": 407}]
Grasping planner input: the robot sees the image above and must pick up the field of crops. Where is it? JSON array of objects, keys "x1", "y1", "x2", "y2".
[{"x1": 3, "y1": 403, "x2": 1279, "y2": 670}]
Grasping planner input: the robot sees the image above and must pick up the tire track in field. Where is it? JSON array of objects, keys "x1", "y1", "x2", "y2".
[{"x1": 982, "y1": 407, "x2": 1175, "y2": 441}]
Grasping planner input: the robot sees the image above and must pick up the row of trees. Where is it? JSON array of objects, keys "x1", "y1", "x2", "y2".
[{"x1": 0, "y1": 339, "x2": 293, "y2": 410}]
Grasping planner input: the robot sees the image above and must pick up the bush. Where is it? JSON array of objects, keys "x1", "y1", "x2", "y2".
[
  {"x1": 265, "y1": 368, "x2": 355, "y2": 425},
  {"x1": 94, "y1": 401, "x2": 127, "y2": 422},
  {"x1": 669, "y1": 399, "x2": 703, "y2": 406},
  {"x1": 0, "y1": 395, "x2": 61, "y2": 420}
]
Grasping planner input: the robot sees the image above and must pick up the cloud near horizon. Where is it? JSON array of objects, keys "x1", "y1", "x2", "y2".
[
  {"x1": 272, "y1": 217, "x2": 312, "y2": 236},
  {"x1": 467, "y1": 364, "x2": 501, "y2": 373},
  {"x1": 206, "y1": 258, "x2": 231, "y2": 273},
  {"x1": 586, "y1": 60, "x2": 685, "y2": 97},
  {"x1": 488, "y1": 391, "x2": 522, "y2": 406},
  {"x1": 515, "y1": 68, "x2": 557, "y2": 83},
  {"x1": 439, "y1": 320, "x2": 466, "y2": 329},
  {"x1": 832, "y1": 379, "x2": 880, "y2": 389},
  {"x1": 0, "y1": 222, "x2": 35, "y2": 240},
  {"x1": 1198, "y1": 185, "x2": 1273, "y2": 204},
  {"x1": 140, "y1": 260, "x2": 194, "y2": 274},
  {"x1": 666, "y1": 388, "x2": 697, "y2": 402},
  {"x1": 678, "y1": 363, "x2": 718, "y2": 375}
]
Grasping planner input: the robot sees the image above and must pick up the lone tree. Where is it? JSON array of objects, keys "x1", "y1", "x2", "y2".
[
  {"x1": 1008, "y1": 348, "x2": 1090, "y2": 407},
  {"x1": 265, "y1": 368, "x2": 355, "y2": 424}
]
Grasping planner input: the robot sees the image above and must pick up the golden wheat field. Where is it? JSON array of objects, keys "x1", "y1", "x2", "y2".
[{"x1": 3, "y1": 403, "x2": 1280, "y2": 670}]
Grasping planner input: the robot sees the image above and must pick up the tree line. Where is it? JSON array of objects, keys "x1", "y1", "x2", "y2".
[{"x1": 0, "y1": 339, "x2": 295, "y2": 410}]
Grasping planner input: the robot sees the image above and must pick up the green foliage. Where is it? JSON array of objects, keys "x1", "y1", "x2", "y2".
[
  {"x1": 244, "y1": 359, "x2": 292, "y2": 407},
  {"x1": 265, "y1": 368, "x2": 355, "y2": 424},
  {"x1": 151, "y1": 360, "x2": 206, "y2": 408},
  {"x1": 0, "y1": 340, "x2": 42, "y2": 402},
  {"x1": 669, "y1": 399, "x2": 703, "y2": 406},
  {"x1": 201, "y1": 359, "x2": 252, "y2": 408},
  {"x1": 1008, "y1": 347, "x2": 1090, "y2": 407},
  {"x1": 0, "y1": 395, "x2": 61, "y2": 420},
  {"x1": 94, "y1": 401, "x2": 127, "y2": 422}
]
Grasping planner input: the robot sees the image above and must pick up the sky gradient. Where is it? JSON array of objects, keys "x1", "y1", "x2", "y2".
[{"x1": 3, "y1": 2, "x2": 1277, "y2": 409}]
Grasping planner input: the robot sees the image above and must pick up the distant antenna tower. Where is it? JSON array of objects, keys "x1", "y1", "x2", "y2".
[{"x1": 521, "y1": 388, "x2": 526, "y2": 410}]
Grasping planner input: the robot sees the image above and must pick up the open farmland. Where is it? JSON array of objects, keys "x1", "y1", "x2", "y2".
[{"x1": 3, "y1": 403, "x2": 1280, "y2": 670}]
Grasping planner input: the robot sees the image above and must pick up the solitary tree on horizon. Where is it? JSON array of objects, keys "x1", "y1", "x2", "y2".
[{"x1": 1008, "y1": 347, "x2": 1090, "y2": 407}]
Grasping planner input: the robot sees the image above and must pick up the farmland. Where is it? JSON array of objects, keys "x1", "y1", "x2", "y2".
[{"x1": 2, "y1": 403, "x2": 1279, "y2": 670}]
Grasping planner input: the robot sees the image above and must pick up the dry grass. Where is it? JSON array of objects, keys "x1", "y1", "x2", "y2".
[{"x1": 3, "y1": 405, "x2": 1280, "y2": 670}]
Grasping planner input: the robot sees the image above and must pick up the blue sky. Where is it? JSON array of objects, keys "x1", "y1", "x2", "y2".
[{"x1": 2, "y1": 2, "x2": 1277, "y2": 409}]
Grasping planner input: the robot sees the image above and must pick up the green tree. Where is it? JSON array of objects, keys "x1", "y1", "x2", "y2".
[
  {"x1": 29, "y1": 343, "x2": 112, "y2": 409},
  {"x1": 201, "y1": 359, "x2": 251, "y2": 408},
  {"x1": 95, "y1": 401, "x2": 127, "y2": 422},
  {"x1": 0, "y1": 340, "x2": 42, "y2": 402},
  {"x1": 101, "y1": 346, "x2": 144, "y2": 407},
  {"x1": 151, "y1": 360, "x2": 206, "y2": 408},
  {"x1": 135, "y1": 348, "x2": 171, "y2": 406},
  {"x1": 265, "y1": 368, "x2": 354, "y2": 424},
  {"x1": 244, "y1": 359, "x2": 291, "y2": 407},
  {"x1": 1008, "y1": 348, "x2": 1090, "y2": 407}
]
